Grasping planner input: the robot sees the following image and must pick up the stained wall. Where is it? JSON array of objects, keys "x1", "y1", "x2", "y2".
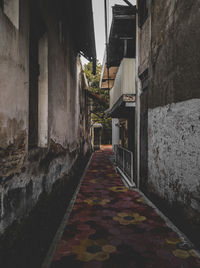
[
  {"x1": 137, "y1": 0, "x2": 200, "y2": 234},
  {"x1": 0, "y1": 1, "x2": 91, "y2": 234}
]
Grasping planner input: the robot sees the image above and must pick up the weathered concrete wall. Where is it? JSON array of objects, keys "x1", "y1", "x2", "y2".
[
  {"x1": 145, "y1": 0, "x2": 200, "y2": 231},
  {"x1": 0, "y1": 2, "x2": 91, "y2": 234},
  {"x1": 0, "y1": 0, "x2": 29, "y2": 179},
  {"x1": 148, "y1": 99, "x2": 200, "y2": 222},
  {"x1": 138, "y1": 15, "x2": 151, "y2": 75},
  {"x1": 149, "y1": 0, "x2": 200, "y2": 108},
  {"x1": 137, "y1": 0, "x2": 151, "y2": 188}
]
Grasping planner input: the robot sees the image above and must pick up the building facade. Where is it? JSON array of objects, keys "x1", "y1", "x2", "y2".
[
  {"x1": 101, "y1": 5, "x2": 136, "y2": 187},
  {"x1": 136, "y1": 0, "x2": 200, "y2": 243},
  {"x1": 101, "y1": 0, "x2": 200, "y2": 244},
  {"x1": 0, "y1": 0, "x2": 96, "y2": 234}
]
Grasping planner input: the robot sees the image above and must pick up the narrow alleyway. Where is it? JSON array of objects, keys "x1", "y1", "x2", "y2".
[{"x1": 44, "y1": 146, "x2": 200, "y2": 268}]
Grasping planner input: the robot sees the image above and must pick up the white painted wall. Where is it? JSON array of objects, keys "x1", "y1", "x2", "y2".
[
  {"x1": 110, "y1": 58, "x2": 136, "y2": 109},
  {"x1": 4, "y1": 0, "x2": 19, "y2": 29},
  {"x1": 38, "y1": 33, "x2": 48, "y2": 148},
  {"x1": 148, "y1": 99, "x2": 200, "y2": 210},
  {"x1": 112, "y1": 118, "x2": 120, "y2": 149}
]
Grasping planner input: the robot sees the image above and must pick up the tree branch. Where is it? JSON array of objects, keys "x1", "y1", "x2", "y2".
[{"x1": 85, "y1": 89, "x2": 108, "y2": 106}]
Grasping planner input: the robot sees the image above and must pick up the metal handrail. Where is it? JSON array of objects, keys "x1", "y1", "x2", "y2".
[{"x1": 114, "y1": 145, "x2": 134, "y2": 187}]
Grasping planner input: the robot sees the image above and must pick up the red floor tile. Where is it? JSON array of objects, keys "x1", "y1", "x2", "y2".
[{"x1": 50, "y1": 147, "x2": 200, "y2": 268}]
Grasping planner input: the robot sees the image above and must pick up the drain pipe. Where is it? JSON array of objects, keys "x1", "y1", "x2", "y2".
[{"x1": 135, "y1": 0, "x2": 141, "y2": 189}]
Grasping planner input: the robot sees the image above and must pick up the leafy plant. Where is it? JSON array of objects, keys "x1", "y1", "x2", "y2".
[{"x1": 84, "y1": 61, "x2": 112, "y2": 144}]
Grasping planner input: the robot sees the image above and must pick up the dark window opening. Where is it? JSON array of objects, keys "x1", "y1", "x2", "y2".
[
  {"x1": 138, "y1": 0, "x2": 148, "y2": 28},
  {"x1": 0, "y1": 0, "x2": 4, "y2": 10}
]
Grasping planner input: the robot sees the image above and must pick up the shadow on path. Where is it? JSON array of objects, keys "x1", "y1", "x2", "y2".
[{"x1": 49, "y1": 146, "x2": 200, "y2": 268}]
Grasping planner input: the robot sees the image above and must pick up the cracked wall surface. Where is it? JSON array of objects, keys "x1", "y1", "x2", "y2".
[
  {"x1": 0, "y1": 1, "x2": 91, "y2": 234},
  {"x1": 149, "y1": 0, "x2": 200, "y2": 108},
  {"x1": 148, "y1": 99, "x2": 200, "y2": 224},
  {"x1": 138, "y1": 0, "x2": 200, "y2": 231}
]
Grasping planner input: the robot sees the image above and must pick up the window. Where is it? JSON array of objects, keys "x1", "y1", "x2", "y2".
[
  {"x1": 2, "y1": 0, "x2": 19, "y2": 29},
  {"x1": 138, "y1": 0, "x2": 148, "y2": 28}
]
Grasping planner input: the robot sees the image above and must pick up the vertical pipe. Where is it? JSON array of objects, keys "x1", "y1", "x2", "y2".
[
  {"x1": 135, "y1": 0, "x2": 141, "y2": 189},
  {"x1": 131, "y1": 151, "x2": 134, "y2": 184},
  {"x1": 1, "y1": 187, "x2": 4, "y2": 218},
  {"x1": 123, "y1": 149, "x2": 125, "y2": 172},
  {"x1": 124, "y1": 39, "x2": 128, "y2": 57}
]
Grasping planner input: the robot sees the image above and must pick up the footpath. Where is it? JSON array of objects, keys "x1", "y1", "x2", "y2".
[{"x1": 44, "y1": 146, "x2": 200, "y2": 268}]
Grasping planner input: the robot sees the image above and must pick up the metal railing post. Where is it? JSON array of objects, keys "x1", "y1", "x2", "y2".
[
  {"x1": 114, "y1": 146, "x2": 135, "y2": 187},
  {"x1": 131, "y1": 151, "x2": 133, "y2": 184},
  {"x1": 123, "y1": 149, "x2": 124, "y2": 172}
]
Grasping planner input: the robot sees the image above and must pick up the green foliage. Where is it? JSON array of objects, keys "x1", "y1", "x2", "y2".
[{"x1": 84, "y1": 60, "x2": 112, "y2": 144}]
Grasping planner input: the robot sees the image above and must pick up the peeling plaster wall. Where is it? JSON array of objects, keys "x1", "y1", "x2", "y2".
[
  {"x1": 0, "y1": 0, "x2": 30, "y2": 233},
  {"x1": 0, "y1": 2, "x2": 91, "y2": 234},
  {"x1": 145, "y1": 0, "x2": 200, "y2": 228},
  {"x1": 0, "y1": 0, "x2": 29, "y2": 178},
  {"x1": 47, "y1": 21, "x2": 84, "y2": 153}
]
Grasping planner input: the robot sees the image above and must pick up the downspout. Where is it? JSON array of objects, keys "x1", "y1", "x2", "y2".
[
  {"x1": 135, "y1": 0, "x2": 141, "y2": 189},
  {"x1": 104, "y1": 0, "x2": 110, "y2": 89}
]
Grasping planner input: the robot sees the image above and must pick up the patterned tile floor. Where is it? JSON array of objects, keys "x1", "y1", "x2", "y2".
[{"x1": 50, "y1": 146, "x2": 200, "y2": 268}]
